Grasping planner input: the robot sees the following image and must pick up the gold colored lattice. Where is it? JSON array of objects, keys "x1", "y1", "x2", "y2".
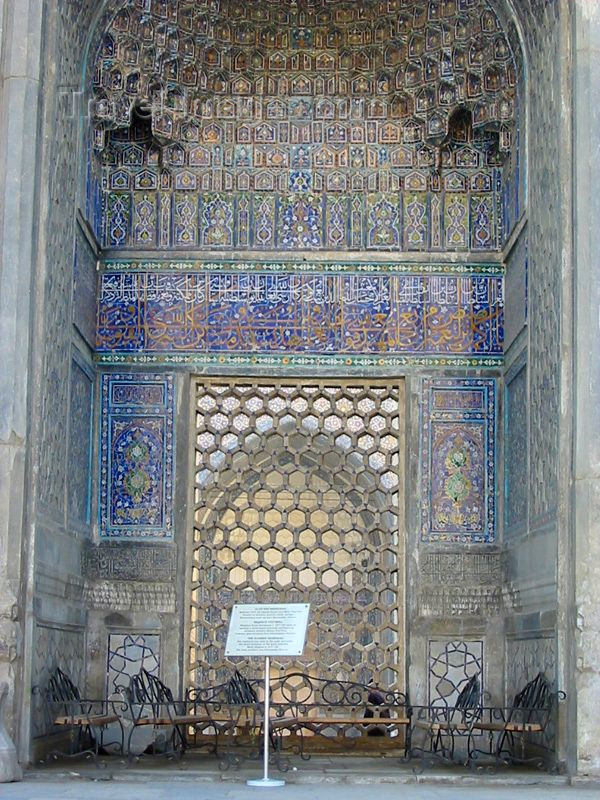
[{"x1": 189, "y1": 380, "x2": 402, "y2": 690}]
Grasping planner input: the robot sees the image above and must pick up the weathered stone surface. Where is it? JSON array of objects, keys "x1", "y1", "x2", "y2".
[
  {"x1": 418, "y1": 586, "x2": 504, "y2": 617},
  {"x1": 420, "y1": 552, "x2": 502, "y2": 585},
  {"x1": 574, "y1": 479, "x2": 600, "y2": 773},
  {"x1": 82, "y1": 543, "x2": 177, "y2": 582},
  {"x1": 504, "y1": 357, "x2": 528, "y2": 535},
  {"x1": 84, "y1": 581, "x2": 176, "y2": 613},
  {"x1": 573, "y1": 0, "x2": 600, "y2": 774},
  {"x1": 67, "y1": 356, "x2": 94, "y2": 529},
  {"x1": 503, "y1": 231, "x2": 528, "y2": 353},
  {"x1": 521, "y1": 0, "x2": 562, "y2": 527},
  {"x1": 0, "y1": 684, "x2": 21, "y2": 783},
  {"x1": 30, "y1": 624, "x2": 85, "y2": 739},
  {"x1": 499, "y1": 0, "x2": 568, "y2": 767},
  {"x1": 72, "y1": 222, "x2": 98, "y2": 350},
  {"x1": 418, "y1": 551, "x2": 517, "y2": 616},
  {"x1": 0, "y1": 0, "x2": 46, "y2": 760}
]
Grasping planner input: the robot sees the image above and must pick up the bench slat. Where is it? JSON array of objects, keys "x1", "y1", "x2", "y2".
[
  {"x1": 414, "y1": 719, "x2": 470, "y2": 732},
  {"x1": 472, "y1": 721, "x2": 543, "y2": 733},
  {"x1": 54, "y1": 714, "x2": 119, "y2": 726}
]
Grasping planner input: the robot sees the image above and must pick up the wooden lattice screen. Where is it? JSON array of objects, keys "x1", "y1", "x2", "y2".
[{"x1": 189, "y1": 379, "x2": 403, "y2": 690}]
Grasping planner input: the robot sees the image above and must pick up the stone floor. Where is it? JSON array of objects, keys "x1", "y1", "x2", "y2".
[{"x1": 3, "y1": 755, "x2": 599, "y2": 799}]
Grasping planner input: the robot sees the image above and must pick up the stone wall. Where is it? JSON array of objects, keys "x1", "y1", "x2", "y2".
[
  {"x1": 501, "y1": 0, "x2": 571, "y2": 767},
  {"x1": 503, "y1": 0, "x2": 565, "y2": 637},
  {"x1": 573, "y1": 0, "x2": 600, "y2": 775},
  {"x1": 26, "y1": 0, "x2": 99, "y2": 747},
  {"x1": 0, "y1": 0, "x2": 584, "y2": 773},
  {"x1": 0, "y1": 0, "x2": 47, "y2": 757}
]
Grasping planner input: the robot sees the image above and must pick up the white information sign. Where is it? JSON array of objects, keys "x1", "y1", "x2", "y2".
[{"x1": 225, "y1": 603, "x2": 310, "y2": 657}]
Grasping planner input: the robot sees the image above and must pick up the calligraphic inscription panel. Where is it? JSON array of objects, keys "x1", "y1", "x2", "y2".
[
  {"x1": 97, "y1": 264, "x2": 503, "y2": 366},
  {"x1": 99, "y1": 373, "x2": 174, "y2": 539},
  {"x1": 421, "y1": 378, "x2": 496, "y2": 543}
]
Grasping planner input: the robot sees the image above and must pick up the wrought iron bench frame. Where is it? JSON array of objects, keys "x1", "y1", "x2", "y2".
[
  {"x1": 186, "y1": 675, "x2": 292, "y2": 771},
  {"x1": 125, "y1": 669, "x2": 232, "y2": 761},
  {"x1": 409, "y1": 673, "x2": 481, "y2": 770},
  {"x1": 34, "y1": 667, "x2": 125, "y2": 761},
  {"x1": 125, "y1": 668, "x2": 190, "y2": 760},
  {"x1": 467, "y1": 671, "x2": 565, "y2": 770},
  {"x1": 263, "y1": 672, "x2": 412, "y2": 761}
]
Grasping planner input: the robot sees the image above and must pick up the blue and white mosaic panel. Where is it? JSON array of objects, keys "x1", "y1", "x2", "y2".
[
  {"x1": 99, "y1": 373, "x2": 174, "y2": 539},
  {"x1": 97, "y1": 264, "x2": 504, "y2": 366},
  {"x1": 421, "y1": 378, "x2": 496, "y2": 543}
]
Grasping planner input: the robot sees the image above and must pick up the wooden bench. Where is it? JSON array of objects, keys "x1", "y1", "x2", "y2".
[
  {"x1": 186, "y1": 675, "x2": 297, "y2": 770},
  {"x1": 125, "y1": 669, "x2": 232, "y2": 759},
  {"x1": 409, "y1": 673, "x2": 481, "y2": 768},
  {"x1": 143, "y1": 670, "x2": 409, "y2": 766},
  {"x1": 126, "y1": 669, "x2": 267, "y2": 765},
  {"x1": 35, "y1": 667, "x2": 125, "y2": 759},
  {"x1": 265, "y1": 672, "x2": 412, "y2": 760},
  {"x1": 468, "y1": 671, "x2": 564, "y2": 769}
]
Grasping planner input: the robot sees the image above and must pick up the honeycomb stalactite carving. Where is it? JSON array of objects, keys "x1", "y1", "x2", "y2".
[
  {"x1": 90, "y1": 0, "x2": 518, "y2": 252},
  {"x1": 190, "y1": 380, "x2": 402, "y2": 689},
  {"x1": 93, "y1": 0, "x2": 516, "y2": 149}
]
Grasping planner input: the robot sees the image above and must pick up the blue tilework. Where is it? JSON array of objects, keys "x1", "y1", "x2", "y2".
[
  {"x1": 97, "y1": 266, "x2": 503, "y2": 362},
  {"x1": 421, "y1": 378, "x2": 496, "y2": 543},
  {"x1": 99, "y1": 373, "x2": 174, "y2": 540}
]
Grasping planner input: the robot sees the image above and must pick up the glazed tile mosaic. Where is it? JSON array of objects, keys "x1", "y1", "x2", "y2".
[
  {"x1": 89, "y1": 0, "x2": 517, "y2": 253},
  {"x1": 99, "y1": 373, "x2": 174, "y2": 539},
  {"x1": 92, "y1": 0, "x2": 517, "y2": 148},
  {"x1": 100, "y1": 187, "x2": 502, "y2": 253},
  {"x1": 96, "y1": 262, "x2": 503, "y2": 366},
  {"x1": 421, "y1": 377, "x2": 496, "y2": 543}
]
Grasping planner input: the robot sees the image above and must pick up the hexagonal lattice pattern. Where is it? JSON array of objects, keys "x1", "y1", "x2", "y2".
[{"x1": 190, "y1": 381, "x2": 401, "y2": 689}]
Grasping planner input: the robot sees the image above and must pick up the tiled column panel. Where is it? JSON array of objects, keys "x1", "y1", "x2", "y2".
[
  {"x1": 420, "y1": 378, "x2": 496, "y2": 544},
  {"x1": 99, "y1": 373, "x2": 175, "y2": 540}
]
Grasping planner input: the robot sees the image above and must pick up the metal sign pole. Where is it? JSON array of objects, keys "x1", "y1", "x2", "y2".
[
  {"x1": 247, "y1": 656, "x2": 285, "y2": 787},
  {"x1": 226, "y1": 603, "x2": 309, "y2": 787}
]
